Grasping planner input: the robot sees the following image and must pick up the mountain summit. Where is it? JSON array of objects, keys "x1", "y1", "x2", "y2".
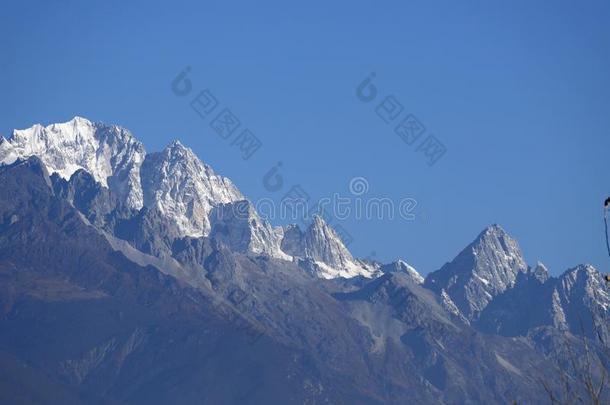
[
  {"x1": 424, "y1": 224, "x2": 528, "y2": 320},
  {"x1": 281, "y1": 215, "x2": 378, "y2": 278},
  {"x1": 141, "y1": 140, "x2": 243, "y2": 237},
  {"x1": 0, "y1": 116, "x2": 145, "y2": 209}
]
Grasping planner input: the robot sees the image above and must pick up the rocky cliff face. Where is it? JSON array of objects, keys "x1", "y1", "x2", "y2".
[
  {"x1": 281, "y1": 216, "x2": 379, "y2": 279},
  {"x1": 554, "y1": 265, "x2": 610, "y2": 339},
  {"x1": 140, "y1": 140, "x2": 244, "y2": 237},
  {"x1": 209, "y1": 200, "x2": 288, "y2": 259}
]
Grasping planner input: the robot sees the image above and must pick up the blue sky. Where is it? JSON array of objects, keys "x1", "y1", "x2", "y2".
[{"x1": 2, "y1": 0, "x2": 609, "y2": 275}]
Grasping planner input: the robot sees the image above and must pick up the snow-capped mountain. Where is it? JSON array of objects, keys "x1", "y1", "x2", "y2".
[
  {"x1": 281, "y1": 216, "x2": 379, "y2": 279},
  {"x1": 424, "y1": 224, "x2": 528, "y2": 320},
  {"x1": 0, "y1": 117, "x2": 145, "y2": 209},
  {"x1": 0, "y1": 117, "x2": 378, "y2": 278},
  {"x1": 141, "y1": 140, "x2": 243, "y2": 237},
  {"x1": 0, "y1": 117, "x2": 246, "y2": 239}
]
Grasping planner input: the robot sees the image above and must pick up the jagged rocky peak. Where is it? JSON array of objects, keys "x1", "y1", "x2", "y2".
[
  {"x1": 557, "y1": 264, "x2": 607, "y2": 297},
  {"x1": 474, "y1": 224, "x2": 526, "y2": 262},
  {"x1": 0, "y1": 116, "x2": 146, "y2": 209},
  {"x1": 381, "y1": 260, "x2": 424, "y2": 284},
  {"x1": 0, "y1": 155, "x2": 52, "y2": 188},
  {"x1": 530, "y1": 261, "x2": 550, "y2": 283},
  {"x1": 209, "y1": 200, "x2": 288, "y2": 259},
  {"x1": 140, "y1": 140, "x2": 243, "y2": 238},
  {"x1": 52, "y1": 169, "x2": 114, "y2": 222},
  {"x1": 279, "y1": 224, "x2": 303, "y2": 257},
  {"x1": 282, "y1": 215, "x2": 378, "y2": 279},
  {"x1": 551, "y1": 264, "x2": 610, "y2": 338},
  {"x1": 51, "y1": 168, "x2": 136, "y2": 231},
  {"x1": 424, "y1": 224, "x2": 528, "y2": 320},
  {"x1": 53, "y1": 169, "x2": 103, "y2": 202},
  {"x1": 305, "y1": 215, "x2": 355, "y2": 268}
]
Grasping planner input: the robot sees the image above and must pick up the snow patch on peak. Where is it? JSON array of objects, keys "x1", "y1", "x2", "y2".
[
  {"x1": 381, "y1": 260, "x2": 424, "y2": 284},
  {"x1": 167, "y1": 139, "x2": 185, "y2": 148},
  {"x1": 68, "y1": 115, "x2": 91, "y2": 124},
  {"x1": 530, "y1": 261, "x2": 550, "y2": 283},
  {"x1": 398, "y1": 260, "x2": 424, "y2": 284},
  {"x1": 312, "y1": 260, "x2": 378, "y2": 280}
]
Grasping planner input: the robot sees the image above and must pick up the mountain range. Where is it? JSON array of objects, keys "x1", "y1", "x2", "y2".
[{"x1": 0, "y1": 117, "x2": 608, "y2": 404}]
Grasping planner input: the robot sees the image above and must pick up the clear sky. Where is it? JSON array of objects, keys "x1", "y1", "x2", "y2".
[{"x1": 2, "y1": 0, "x2": 609, "y2": 276}]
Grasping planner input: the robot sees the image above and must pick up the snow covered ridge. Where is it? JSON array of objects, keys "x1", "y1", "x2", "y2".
[
  {"x1": 0, "y1": 116, "x2": 146, "y2": 209},
  {"x1": 0, "y1": 116, "x2": 423, "y2": 281},
  {"x1": 0, "y1": 117, "x2": 244, "y2": 238}
]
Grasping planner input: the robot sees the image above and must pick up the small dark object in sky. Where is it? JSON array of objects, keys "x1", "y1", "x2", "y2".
[{"x1": 605, "y1": 197, "x2": 610, "y2": 207}]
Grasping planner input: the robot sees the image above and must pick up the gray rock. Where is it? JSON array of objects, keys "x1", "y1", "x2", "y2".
[{"x1": 425, "y1": 224, "x2": 528, "y2": 320}]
